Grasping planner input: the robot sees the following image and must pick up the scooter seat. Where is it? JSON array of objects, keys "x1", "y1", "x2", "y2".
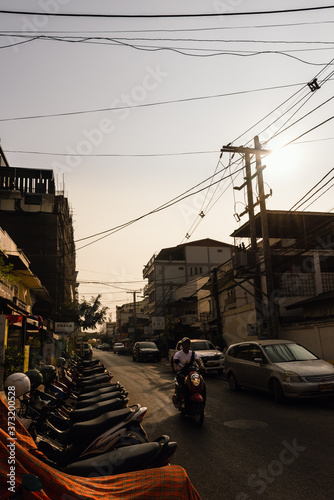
[
  {"x1": 79, "y1": 374, "x2": 111, "y2": 387},
  {"x1": 70, "y1": 398, "x2": 128, "y2": 423},
  {"x1": 79, "y1": 366, "x2": 105, "y2": 376},
  {"x1": 78, "y1": 371, "x2": 107, "y2": 382},
  {"x1": 77, "y1": 381, "x2": 119, "y2": 394},
  {"x1": 77, "y1": 384, "x2": 124, "y2": 400},
  {"x1": 75, "y1": 391, "x2": 127, "y2": 409},
  {"x1": 64, "y1": 439, "x2": 177, "y2": 477},
  {"x1": 79, "y1": 359, "x2": 100, "y2": 367},
  {"x1": 70, "y1": 407, "x2": 132, "y2": 442}
]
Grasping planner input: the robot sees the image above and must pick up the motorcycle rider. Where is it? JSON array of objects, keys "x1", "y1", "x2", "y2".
[{"x1": 173, "y1": 337, "x2": 206, "y2": 405}]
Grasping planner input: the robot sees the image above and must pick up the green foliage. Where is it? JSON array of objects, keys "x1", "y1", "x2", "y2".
[
  {"x1": 2, "y1": 346, "x2": 24, "y2": 379},
  {"x1": 55, "y1": 294, "x2": 108, "y2": 331},
  {"x1": 79, "y1": 295, "x2": 108, "y2": 330},
  {"x1": 0, "y1": 254, "x2": 19, "y2": 285}
]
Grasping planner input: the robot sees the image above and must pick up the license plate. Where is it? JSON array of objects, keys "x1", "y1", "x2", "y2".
[
  {"x1": 319, "y1": 383, "x2": 334, "y2": 392},
  {"x1": 206, "y1": 361, "x2": 218, "y2": 366}
]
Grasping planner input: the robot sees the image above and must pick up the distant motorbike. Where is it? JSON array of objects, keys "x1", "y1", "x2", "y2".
[{"x1": 172, "y1": 363, "x2": 206, "y2": 426}]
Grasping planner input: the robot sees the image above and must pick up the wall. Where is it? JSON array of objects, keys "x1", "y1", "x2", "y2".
[{"x1": 279, "y1": 323, "x2": 334, "y2": 362}]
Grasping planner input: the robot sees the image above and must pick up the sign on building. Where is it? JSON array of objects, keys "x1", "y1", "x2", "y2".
[
  {"x1": 144, "y1": 326, "x2": 152, "y2": 337},
  {"x1": 106, "y1": 322, "x2": 114, "y2": 334},
  {"x1": 55, "y1": 322, "x2": 75, "y2": 333},
  {"x1": 151, "y1": 316, "x2": 165, "y2": 330}
]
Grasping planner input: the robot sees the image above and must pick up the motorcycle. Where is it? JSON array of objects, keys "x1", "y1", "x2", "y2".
[
  {"x1": 32, "y1": 404, "x2": 171, "y2": 467},
  {"x1": 172, "y1": 363, "x2": 206, "y2": 426}
]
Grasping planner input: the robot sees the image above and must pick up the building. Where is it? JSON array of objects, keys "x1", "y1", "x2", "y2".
[
  {"x1": 116, "y1": 298, "x2": 150, "y2": 340},
  {"x1": 209, "y1": 210, "x2": 334, "y2": 359},
  {"x1": 0, "y1": 227, "x2": 53, "y2": 386},
  {"x1": 142, "y1": 238, "x2": 234, "y2": 332},
  {"x1": 0, "y1": 146, "x2": 77, "y2": 317}
]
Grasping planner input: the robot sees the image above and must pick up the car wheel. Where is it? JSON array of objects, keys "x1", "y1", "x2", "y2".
[
  {"x1": 228, "y1": 372, "x2": 240, "y2": 392},
  {"x1": 132, "y1": 355, "x2": 136, "y2": 362},
  {"x1": 271, "y1": 379, "x2": 286, "y2": 404}
]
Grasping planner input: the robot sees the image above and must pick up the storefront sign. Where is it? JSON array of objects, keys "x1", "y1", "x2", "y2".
[{"x1": 55, "y1": 322, "x2": 75, "y2": 333}]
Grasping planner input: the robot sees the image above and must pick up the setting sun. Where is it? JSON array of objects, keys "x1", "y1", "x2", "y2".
[{"x1": 266, "y1": 144, "x2": 301, "y2": 172}]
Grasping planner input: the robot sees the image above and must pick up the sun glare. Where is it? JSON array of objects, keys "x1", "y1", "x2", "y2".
[{"x1": 266, "y1": 144, "x2": 300, "y2": 172}]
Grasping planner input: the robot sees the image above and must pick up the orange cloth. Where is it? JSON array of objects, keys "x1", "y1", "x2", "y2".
[{"x1": 0, "y1": 397, "x2": 201, "y2": 500}]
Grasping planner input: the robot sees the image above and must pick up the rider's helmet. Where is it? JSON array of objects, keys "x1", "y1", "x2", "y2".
[
  {"x1": 40, "y1": 365, "x2": 57, "y2": 386},
  {"x1": 4, "y1": 372, "x2": 31, "y2": 398},
  {"x1": 25, "y1": 369, "x2": 44, "y2": 389}
]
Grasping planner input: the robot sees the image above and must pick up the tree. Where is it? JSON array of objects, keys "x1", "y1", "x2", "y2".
[
  {"x1": 55, "y1": 295, "x2": 108, "y2": 330},
  {"x1": 0, "y1": 254, "x2": 19, "y2": 285}
]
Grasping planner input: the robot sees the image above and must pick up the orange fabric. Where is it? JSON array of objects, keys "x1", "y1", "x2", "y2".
[{"x1": 0, "y1": 397, "x2": 201, "y2": 500}]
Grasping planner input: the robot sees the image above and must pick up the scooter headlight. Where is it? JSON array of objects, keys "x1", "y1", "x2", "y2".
[{"x1": 190, "y1": 373, "x2": 201, "y2": 386}]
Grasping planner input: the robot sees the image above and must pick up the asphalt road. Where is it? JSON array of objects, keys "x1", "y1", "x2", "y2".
[{"x1": 94, "y1": 348, "x2": 334, "y2": 500}]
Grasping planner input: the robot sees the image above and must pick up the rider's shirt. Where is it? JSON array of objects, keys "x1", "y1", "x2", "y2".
[{"x1": 174, "y1": 349, "x2": 199, "y2": 368}]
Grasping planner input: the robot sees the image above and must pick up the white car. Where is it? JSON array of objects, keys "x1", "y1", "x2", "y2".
[
  {"x1": 113, "y1": 342, "x2": 125, "y2": 354},
  {"x1": 172, "y1": 339, "x2": 224, "y2": 374},
  {"x1": 224, "y1": 339, "x2": 334, "y2": 403}
]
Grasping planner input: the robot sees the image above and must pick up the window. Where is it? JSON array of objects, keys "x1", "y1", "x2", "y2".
[
  {"x1": 235, "y1": 345, "x2": 250, "y2": 360},
  {"x1": 248, "y1": 345, "x2": 263, "y2": 361}
]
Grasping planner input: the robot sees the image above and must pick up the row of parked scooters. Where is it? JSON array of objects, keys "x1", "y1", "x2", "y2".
[{"x1": 4, "y1": 354, "x2": 177, "y2": 477}]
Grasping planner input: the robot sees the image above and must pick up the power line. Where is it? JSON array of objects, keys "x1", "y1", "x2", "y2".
[
  {"x1": 1, "y1": 6, "x2": 334, "y2": 18},
  {"x1": 75, "y1": 165, "x2": 245, "y2": 251},
  {"x1": 4, "y1": 149, "x2": 219, "y2": 158},
  {"x1": 2, "y1": 33, "x2": 334, "y2": 65},
  {"x1": 0, "y1": 80, "x2": 321, "y2": 123},
  {"x1": 2, "y1": 19, "x2": 334, "y2": 34}
]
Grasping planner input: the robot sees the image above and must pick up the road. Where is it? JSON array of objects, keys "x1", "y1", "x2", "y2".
[{"x1": 94, "y1": 348, "x2": 334, "y2": 500}]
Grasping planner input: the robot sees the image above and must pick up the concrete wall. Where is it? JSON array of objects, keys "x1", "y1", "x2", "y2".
[{"x1": 279, "y1": 323, "x2": 334, "y2": 362}]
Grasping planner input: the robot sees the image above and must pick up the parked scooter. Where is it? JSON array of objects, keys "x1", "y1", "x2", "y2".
[
  {"x1": 63, "y1": 435, "x2": 177, "y2": 477},
  {"x1": 32, "y1": 404, "x2": 154, "y2": 466},
  {"x1": 4, "y1": 373, "x2": 177, "y2": 477},
  {"x1": 172, "y1": 363, "x2": 206, "y2": 426}
]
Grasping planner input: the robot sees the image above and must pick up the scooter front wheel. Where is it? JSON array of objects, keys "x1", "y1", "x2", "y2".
[{"x1": 190, "y1": 402, "x2": 204, "y2": 427}]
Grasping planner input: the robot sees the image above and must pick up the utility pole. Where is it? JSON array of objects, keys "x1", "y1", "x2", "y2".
[
  {"x1": 212, "y1": 267, "x2": 223, "y2": 339},
  {"x1": 254, "y1": 136, "x2": 278, "y2": 338},
  {"x1": 127, "y1": 290, "x2": 141, "y2": 338},
  {"x1": 221, "y1": 139, "x2": 278, "y2": 339}
]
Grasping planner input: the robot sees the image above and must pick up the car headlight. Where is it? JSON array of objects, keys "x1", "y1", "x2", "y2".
[
  {"x1": 284, "y1": 371, "x2": 303, "y2": 383},
  {"x1": 218, "y1": 353, "x2": 224, "y2": 359}
]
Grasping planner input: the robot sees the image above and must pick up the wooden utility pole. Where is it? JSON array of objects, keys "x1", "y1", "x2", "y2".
[
  {"x1": 221, "y1": 140, "x2": 278, "y2": 338},
  {"x1": 127, "y1": 291, "x2": 141, "y2": 336},
  {"x1": 254, "y1": 136, "x2": 278, "y2": 338},
  {"x1": 212, "y1": 267, "x2": 223, "y2": 338}
]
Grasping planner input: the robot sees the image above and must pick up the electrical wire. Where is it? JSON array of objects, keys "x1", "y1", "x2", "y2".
[
  {"x1": 0, "y1": 80, "x2": 315, "y2": 123},
  {"x1": 75, "y1": 165, "x2": 245, "y2": 251},
  {"x1": 1, "y1": 6, "x2": 334, "y2": 17},
  {"x1": 3, "y1": 18, "x2": 334, "y2": 34}
]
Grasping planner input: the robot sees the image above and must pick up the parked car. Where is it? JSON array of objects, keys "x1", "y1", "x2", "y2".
[
  {"x1": 75, "y1": 342, "x2": 92, "y2": 360},
  {"x1": 100, "y1": 343, "x2": 111, "y2": 351},
  {"x1": 224, "y1": 339, "x2": 334, "y2": 403},
  {"x1": 169, "y1": 339, "x2": 224, "y2": 374},
  {"x1": 113, "y1": 342, "x2": 125, "y2": 354},
  {"x1": 133, "y1": 341, "x2": 161, "y2": 362}
]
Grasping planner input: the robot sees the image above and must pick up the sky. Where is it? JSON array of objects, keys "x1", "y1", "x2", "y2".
[{"x1": 1, "y1": 1, "x2": 334, "y2": 321}]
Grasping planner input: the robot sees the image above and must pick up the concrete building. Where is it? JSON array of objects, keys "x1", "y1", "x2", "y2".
[
  {"x1": 0, "y1": 227, "x2": 53, "y2": 386},
  {"x1": 209, "y1": 210, "x2": 334, "y2": 360},
  {"x1": 143, "y1": 238, "x2": 234, "y2": 318},
  {"x1": 0, "y1": 146, "x2": 77, "y2": 317}
]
